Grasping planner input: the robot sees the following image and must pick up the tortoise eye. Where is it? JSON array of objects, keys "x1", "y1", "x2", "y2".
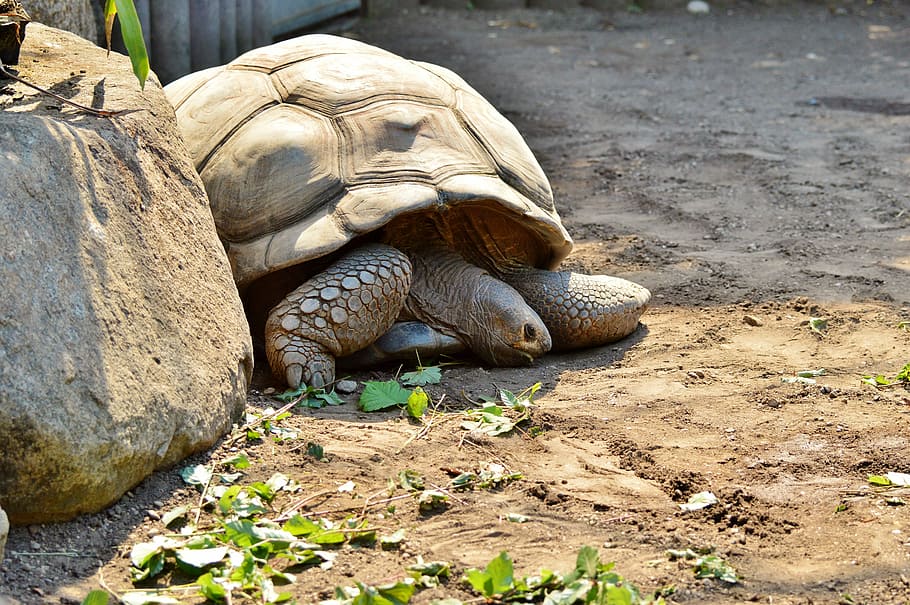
[{"x1": 524, "y1": 324, "x2": 537, "y2": 340}]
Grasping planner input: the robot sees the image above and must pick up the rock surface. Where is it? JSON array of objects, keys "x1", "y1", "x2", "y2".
[{"x1": 0, "y1": 24, "x2": 253, "y2": 524}]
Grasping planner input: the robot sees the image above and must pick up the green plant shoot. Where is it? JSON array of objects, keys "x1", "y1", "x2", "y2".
[{"x1": 104, "y1": 0, "x2": 149, "y2": 89}]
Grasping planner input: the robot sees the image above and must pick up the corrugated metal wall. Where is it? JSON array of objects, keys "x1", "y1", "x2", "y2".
[{"x1": 131, "y1": 0, "x2": 360, "y2": 84}]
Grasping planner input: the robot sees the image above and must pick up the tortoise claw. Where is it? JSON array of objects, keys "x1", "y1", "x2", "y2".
[{"x1": 285, "y1": 364, "x2": 304, "y2": 390}]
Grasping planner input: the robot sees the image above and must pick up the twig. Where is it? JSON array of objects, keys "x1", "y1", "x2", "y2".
[
  {"x1": 193, "y1": 463, "x2": 216, "y2": 526},
  {"x1": 397, "y1": 393, "x2": 448, "y2": 453},
  {"x1": 97, "y1": 566, "x2": 122, "y2": 604},
  {"x1": 307, "y1": 492, "x2": 415, "y2": 518},
  {"x1": 428, "y1": 482, "x2": 466, "y2": 505},
  {"x1": 225, "y1": 398, "x2": 298, "y2": 446},
  {"x1": 0, "y1": 58, "x2": 132, "y2": 117},
  {"x1": 9, "y1": 550, "x2": 86, "y2": 557},
  {"x1": 274, "y1": 489, "x2": 334, "y2": 522}
]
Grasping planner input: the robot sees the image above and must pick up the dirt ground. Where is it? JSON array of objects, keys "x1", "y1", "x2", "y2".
[{"x1": 2, "y1": 2, "x2": 910, "y2": 604}]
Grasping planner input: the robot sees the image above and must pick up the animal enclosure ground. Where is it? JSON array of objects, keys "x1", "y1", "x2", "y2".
[{"x1": 2, "y1": 3, "x2": 909, "y2": 604}]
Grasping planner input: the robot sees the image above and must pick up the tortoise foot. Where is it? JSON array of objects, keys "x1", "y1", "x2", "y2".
[{"x1": 264, "y1": 244, "x2": 412, "y2": 388}]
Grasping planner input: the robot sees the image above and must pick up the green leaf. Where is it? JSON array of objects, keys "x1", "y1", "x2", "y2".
[
  {"x1": 222, "y1": 453, "x2": 251, "y2": 469},
  {"x1": 417, "y1": 490, "x2": 448, "y2": 512},
  {"x1": 461, "y1": 407, "x2": 518, "y2": 436},
  {"x1": 406, "y1": 560, "x2": 450, "y2": 578},
  {"x1": 693, "y1": 555, "x2": 738, "y2": 584},
  {"x1": 464, "y1": 568, "x2": 493, "y2": 595},
  {"x1": 542, "y1": 579, "x2": 593, "y2": 605},
  {"x1": 861, "y1": 374, "x2": 892, "y2": 386},
  {"x1": 314, "y1": 390, "x2": 345, "y2": 407},
  {"x1": 399, "y1": 469, "x2": 425, "y2": 491},
  {"x1": 180, "y1": 464, "x2": 212, "y2": 487},
  {"x1": 406, "y1": 387, "x2": 429, "y2": 419},
  {"x1": 175, "y1": 546, "x2": 228, "y2": 572},
  {"x1": 897, "y1": 320, "x2": 909, "y2": 331},
  {"x1": 450, "y1": 472, "x2": 477, "y2": 489},
  {"x1": 160, "y1": 505, "x2": 188, "y2": 528},
  {"x1": 130, "y1": 549, "x2": 165, "y2": 582},
  {"x1": 274, "y1": 385, "x2": 308, "y2": 403},
  {"x1": 896, "y1": 363, "x2": 910, "y2": 382},
  {"x1": 120, "y1": 592, "x2": 180, "y2": 605},
  {"x1": 307, "y1": 442, "x2": 326, "y2": 460},
  {"x1": 283, "y1": 514, "x2": 321, "y2": 537},
  {"x1": 602, "y1": 583, "x2": 636, "y2": 605},
  {"x1": 81, "y1": 590, "x2": 109, "y2": 605},
  {"x1": 380, "y1": 528, "x2": 406, "y2": 548},
  {"x1": 196, "y1": 572, "x2": 227, "y2": 601},
  {"x1": 105, "y1": 0, "x2": 150, "y2": 89},
  {"x1": 375, "y1": 579, "x2": 416, "y2": 605},
  {"x1": 500, "y1": 382, "x2": 541, "y2": 411},
  {"x1": 401, "y1": 365, "x2": 442, "y2": 386},
  {"x1": 248, "y1": 481, "x2": 277, "y2": 503},
  {"x1": 868, "y1": 475, "x2": 892, "y2": 486},
  {"x1": 359, "y1": 380, "x2": 412, "y2": 411},
  {"x1": 574, "y1": 545, "x2": 600, "y2": 579},
  {"x1": 808, "y1": 317, "x2": 828, "y2": 334},
  {"x1": 484, "y1": 551, "x2": 516, "y2": 596},
  {"x1": 506, "y1": 512, "x2": 529, "y2": 523}
]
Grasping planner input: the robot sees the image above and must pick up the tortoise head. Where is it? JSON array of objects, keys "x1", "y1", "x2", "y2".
[{"x1": 467, "y1": 277, "x2": 552, "y2": 366}]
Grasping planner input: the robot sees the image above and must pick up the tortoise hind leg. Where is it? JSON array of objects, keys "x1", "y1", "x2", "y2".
[
  {"x1": 504, "y1": 268, "x2": 650, "y2": 351},
  {"x1": 265, "y1": 244, "x2": 412, "y2": 388}
]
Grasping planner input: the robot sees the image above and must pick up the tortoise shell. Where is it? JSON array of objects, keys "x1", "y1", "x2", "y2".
[{"x1": 165, "y1": 34, "x2": 573, "y2": 289}]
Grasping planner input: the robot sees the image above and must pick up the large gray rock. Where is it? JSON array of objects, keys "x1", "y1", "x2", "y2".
[
  {"x1": 21, "y1": 0, "x2": 99, "y2": 42},
  {"x1": 0, "y1": 24, "x2": 253, "y2": 524}
]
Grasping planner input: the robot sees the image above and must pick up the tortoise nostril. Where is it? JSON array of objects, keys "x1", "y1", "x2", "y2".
[{"x1": 524, "y1": 324, "x2": 537, "y2": 340}]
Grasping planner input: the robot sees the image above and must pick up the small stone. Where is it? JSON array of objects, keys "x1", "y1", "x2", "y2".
[
  {"x1": 335, "y1": 380, "x2": 358, "y2": 394},
  {"x1": 743, "y1": 314, "x2": 763, "y2": 326},
  {"x1": 687, "y1": 0, "x2": 710, "y2": 14},
  {"x1": 147, "y1": 510, "x2": 161, "y2": 521}
]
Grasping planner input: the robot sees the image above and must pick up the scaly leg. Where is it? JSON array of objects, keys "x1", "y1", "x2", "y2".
[{"x1": 265, "y1": 244, "x2": 411, "y2": 388}]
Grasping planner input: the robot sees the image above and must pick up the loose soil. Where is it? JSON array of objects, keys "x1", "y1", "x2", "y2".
[{"x1": 2, "y1": 3, "x2": 909, "y2": 604}]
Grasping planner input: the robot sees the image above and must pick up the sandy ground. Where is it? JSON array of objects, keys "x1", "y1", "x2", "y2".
[{"x1": 1, "y1": 2, "x2": 909, "y2": 604}]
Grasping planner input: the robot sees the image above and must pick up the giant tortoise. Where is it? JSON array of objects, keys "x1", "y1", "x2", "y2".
[{"x1": 165, "y1": 34, "x2": 650, "y2": 389}]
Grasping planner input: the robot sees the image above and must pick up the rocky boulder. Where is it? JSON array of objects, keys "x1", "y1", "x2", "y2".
[
  {"x1": 0, "y1": 24, "x2": 253, "y2": 524},
  {"x1": 20, "y1": 0, "x2": 99, "y2": 43}
]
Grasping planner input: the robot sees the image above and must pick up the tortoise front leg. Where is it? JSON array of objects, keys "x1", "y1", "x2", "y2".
[
  {"x1": 504, "y1": 269, "x2": 651, "y2": 350},
  {"x1": 265, "y1": 244, "x2": 412, "y2": 388}
]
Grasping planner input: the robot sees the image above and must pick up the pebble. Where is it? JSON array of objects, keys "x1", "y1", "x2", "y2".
[
  {"x1": 147, "y1": 510, "x2": 161, "y2": 521},
  {"x1": 335, "y1": 379, "x2": 358, "y2": 394},
  {"x1": 743, "y1": 314, "x2": 763, "y2": 326},
  {"x1": 687, "y1": 0, "x2": 710, "y2": 14}
]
